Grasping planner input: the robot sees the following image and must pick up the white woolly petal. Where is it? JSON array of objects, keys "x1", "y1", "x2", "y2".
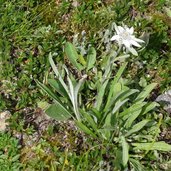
[
  {"x1": 130, "y1": 40, "x2": 141, "y2": 47},
  {"x1": 114, "y1": 24, "x2": 120, "y2": 34},
  {"x1": 129, "y1": 27, "x2": 134, "y2": 34},
  {"x1": 127, "y1": 46, "x2": 138, "y2": 56},
  {"x1": 133, "y1": 37, "x2": 145, "y2": 43},
  {"x1": 125, "y1": 28, "x2": 130, "y2": 34},
  {"x1": 123, "y1": 40, "x2": 131, "y2": 48},
  {"x1": 110, "y1": 35, "x2": 119, "y2": 41},
  {"x1": 117, "y1": 26, "x2": 124, "y2": 33}
]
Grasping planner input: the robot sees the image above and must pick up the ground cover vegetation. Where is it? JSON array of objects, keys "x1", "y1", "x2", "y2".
[{"x1": 1, "y1": 0, "x2": 171, "y2": 170}]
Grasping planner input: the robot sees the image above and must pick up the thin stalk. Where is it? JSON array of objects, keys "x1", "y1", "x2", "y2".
[{"x1": 102, "y1": 45, "x2": 122, "y2": 83}]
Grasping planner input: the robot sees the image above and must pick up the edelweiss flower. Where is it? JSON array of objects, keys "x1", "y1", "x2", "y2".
[{"x1": 110, "y1": 24, "x2": 144, "y2": 56}]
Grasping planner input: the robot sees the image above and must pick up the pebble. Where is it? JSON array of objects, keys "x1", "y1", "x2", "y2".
[{"x1": 0, "y1": 111, "x2": 11, "y2": 131}]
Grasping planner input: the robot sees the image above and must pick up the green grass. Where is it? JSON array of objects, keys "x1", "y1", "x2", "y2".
[
  {"x1": 0, "y1": 132, "x2": 22, "y2": 170},
  {"x1": 0, "y1": 0, "x2": 171, "y2": 170}
]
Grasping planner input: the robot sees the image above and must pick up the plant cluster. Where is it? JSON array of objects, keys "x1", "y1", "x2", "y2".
[
  {"x1": 1, "y1": 0, "x2": 171, "y2": 170},
  {"x1": 37, "y1": 23, "x2": 171, "y2": 170},
  {"x1": 0, "y1": 133, "x2": 22, "y2": 170}
]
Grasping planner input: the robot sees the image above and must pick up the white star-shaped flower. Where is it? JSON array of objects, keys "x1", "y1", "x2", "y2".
[{"x1": 110, "y1": 24, "x2": 145, "y2": 56}]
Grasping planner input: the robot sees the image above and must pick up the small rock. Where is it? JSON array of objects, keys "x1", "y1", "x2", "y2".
[
  {"x1": 155, "y1": 90, "x2": 171, "y2": 114},
  {"x1": 72, "y1": 0, "x2": 79, "y2": 7},
  {"x1": 0, "y1": 111, "x2": 11, "y2": 131}
]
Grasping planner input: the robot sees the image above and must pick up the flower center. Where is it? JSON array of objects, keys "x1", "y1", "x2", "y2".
[{"x1": 119, "y1": 31, "x2": 131, "y2": 40}]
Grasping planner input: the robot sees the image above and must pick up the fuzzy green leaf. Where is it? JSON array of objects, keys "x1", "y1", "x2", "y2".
[
  {"x1": 141, "y1": 102, "x2": 159, "y2": 115},
  {"x1": 125, "y1": 119, "x2": 150, "y2": 137},
  {"x1": 86, "y1": 47, "x2": 96, "y2": 71},
  {"x1": 95, "y1": 80, "x2": 109, "y2": 111},
  {"x1": 65, "y1": 42, "x2": 84, "y2": 71},
  {"x1": 36, "y1": 80, "x2": 62, "y2": 103},
  {"x1": 48, "y1": 79, "x2": 68, "y2": 98},
  {"x1": 129, "y1": 158, "x2": 145, "y2": 171},
  {"x1": 49, "y1": 54, "x2": 70, "y2": 97},
  {"x1": 112, "y1": 98, "x2": 129, "y2": 114},
  {"x1": 124, "y1": 109, "x2": 142, "y2": 129},
  {"x1": 135, "y1": 83, "x2": 157, "y2": 102},
  {"x1": 75, "y1": 121, "x2": 97, "y2": 138},
  {"x1": 36, "y1": 80, "x2": 71, "y2": 120},
  {"x1": 104, "y1": 63, "x2": 127, "y2": 110},
  {"x1": 132, "y1": 142, "x2": 171, "y2": 151},
  {"x1": 121, "y1": 136, "x2": 129, "y2": 167},
  {"x1": 45, "y1": 103, "x2": 71, "y2": 121},
  {"x1": 120, "y1": 102, "x2": 146, "y2": 119},
  {"x1": 116, "y1": 89, "x2": 139, "y2": 102},
  {"x1": 80, "y1": 109, "x2": 98, "y2": 131}
]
